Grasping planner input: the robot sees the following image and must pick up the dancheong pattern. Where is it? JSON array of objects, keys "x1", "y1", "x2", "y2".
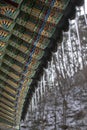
[{"x1": 0, "y1": 0, "x2": 83, "y2": 129}]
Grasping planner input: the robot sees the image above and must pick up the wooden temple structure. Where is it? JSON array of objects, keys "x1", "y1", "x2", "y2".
[{"x1": 0, "y1": 0, "x2": 84, "y2": 129}]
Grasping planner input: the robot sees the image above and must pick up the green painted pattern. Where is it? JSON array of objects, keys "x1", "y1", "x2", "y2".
[{"x1": 0, "y1": 0, "x2": 71, "y2": 129}]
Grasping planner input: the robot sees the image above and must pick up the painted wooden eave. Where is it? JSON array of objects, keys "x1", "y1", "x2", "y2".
[{"x1": 0, "y1": 0, "x2": 84, "y2": 129}]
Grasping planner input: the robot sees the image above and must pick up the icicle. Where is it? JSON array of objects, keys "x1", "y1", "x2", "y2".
[
  {"x1": 83, "y1": 3, "x2": 87, "y2": 25},
  {"x1": 75, "y1": 14, "x2": 83, "y2": 69},
  {"x1": 68, "y1": 21, "x2": 75, "y2": 76},
  {"x1": 55, "y1": 50, "x2": 61, "y2": 74},
  {"x1": 34, "y1": 91, "x2": 37, "y2": 109},
  {"x1": 31, "y1": 95, "x2": 35, "y2": 111},
  {"x1": 43, "y1": 70, "x2": 47, "y2": 93},
  {"x1": 61, "y1": 35, "x2": 65, "y2": 60},
  {"x1": 37, "y1": 87, "x2": 40, "y2": 102},
  {"x1": 50, "y1": 56, "x2": 54, "y2": 87},
  {"x1": 61, "y1": 45, "x2": 65, "y2": 77},
  {"x1": 46, "y1": 62, "x2": 51, "y2": 88},
  {"x1": 40, "y1": 80, "x2": 43, "y2": 97}
]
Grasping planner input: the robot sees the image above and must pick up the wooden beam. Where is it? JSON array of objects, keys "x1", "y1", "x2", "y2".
[{"x1": 3, "y1": 0, "x2": 18, "y2": 7}]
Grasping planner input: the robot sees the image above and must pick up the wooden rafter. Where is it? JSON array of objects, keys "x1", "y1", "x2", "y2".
[{"x1": 2, "y1": 0, "x2": 18, "y2": 7}]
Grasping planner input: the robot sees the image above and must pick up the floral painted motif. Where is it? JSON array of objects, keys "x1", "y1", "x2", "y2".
[
  {"x1": 0, "y1": 4, "x2": 19, "y2": 19},
  {"x1": 0, "y1": 18, "x2": 13, "y2": 30},
  {"x1": 0, "y1": 41, "x2": 5, "y2": 48},
  {"x1": 0, "y1": 29, "x2": 9, "y2": 40}
]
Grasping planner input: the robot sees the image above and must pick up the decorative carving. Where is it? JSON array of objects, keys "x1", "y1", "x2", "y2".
[
  {"x1": 0, "y1": 29, "x2": 9, "y2": 41},
  {"x1": 32, "y1": 47, "x2": 44, "y2": 60},
  {"x1": 28, "y1": 58, "x2": 40, "y2": 70},
  {"x1": 0, "y1": 18, "x2": 13, "y2": 30},
  {"x1": 0, "y1": 41, "x2": 5, "y2": 48},
  {"x1": 0, "y1": 3, "x2": 19, "y2": 19},
  {"x1": 54, "y1": 0, "x2": 64, "y2": 8},
  {"x1": 36, "y1": 36, "x2": 50, "y2": 49}
]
